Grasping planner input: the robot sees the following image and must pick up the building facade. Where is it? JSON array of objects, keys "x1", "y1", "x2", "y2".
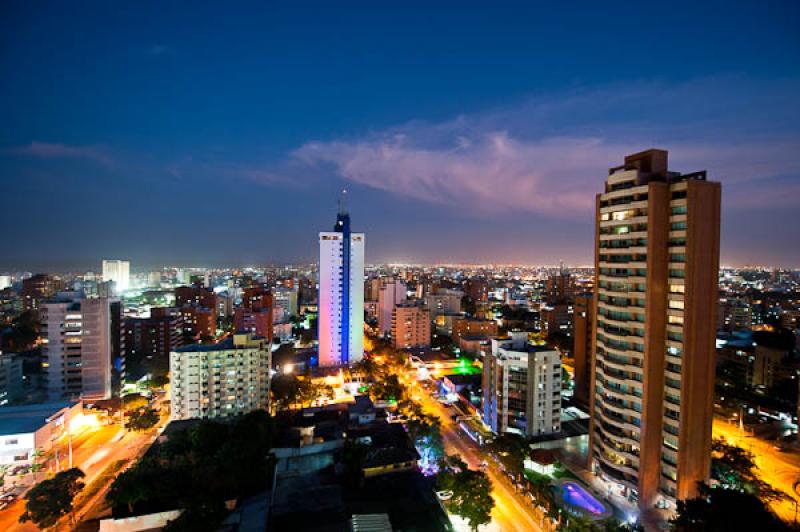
[
  {"x1": 169, "y1": 334, "x2": 271, "y2": 420},
  {"x1": 589, "y1": 149, "x2": 720, "y2": 509},
  {"x1": 41, "y1": 295, "x2": 120, "y2": 400},
  {"x1": 391, "y1": 302, "x2": 431, "y2": 349},
  {"x1": 102, "y1": 259, "x2": 130, "y2": 293},
  {"x1": 378, "y1": 279, "x2": 406, "y2": 337},
  {"x1": 482, "y1": 331, "x2": 561, "y2": 437},
  {"x1": 318, "y1": 205, "x2": 365, "y2": 367},
  {"x1": 572, "y1": 294, "x2": 593, "y2": 408}
]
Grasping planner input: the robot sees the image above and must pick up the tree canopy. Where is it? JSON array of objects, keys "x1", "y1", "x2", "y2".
[
  {"x1": 107, "y1": 410, "x2": 275, "y2": 528},
  {"x1": 671, "y1": 483, "x2": 790, "y2": 532},
  {"x1": 436, "y1": 455, "x2": 494, "y2": 531},
  {"x1": 20, "y1": 467, "x2": 85, "y2": 528}
]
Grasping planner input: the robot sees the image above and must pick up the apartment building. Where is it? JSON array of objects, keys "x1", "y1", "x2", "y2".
[
  {"x1": 391, "y1": 302, "x2": 431, "y2": 349},
  {"x1": 590, "y1": 149, "x2": 720, "y2": 509},
  {"x1": 41, "y1": 295, "x2": 121, "y2": 400},
  {"x1": 169, "y1": 334, "x2": 271, "y2": 421},
  {"x1": 482, "y1": 331, "x2": 561, "y2": 437}
]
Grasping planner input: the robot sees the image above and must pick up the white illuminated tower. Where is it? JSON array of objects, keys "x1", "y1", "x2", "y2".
[
  {"x1": 318, "y1": 192, "x2": 365, "y2": 367},
  {"x1": 102, "y1": 259, "x2": 130, "y2": 293}
]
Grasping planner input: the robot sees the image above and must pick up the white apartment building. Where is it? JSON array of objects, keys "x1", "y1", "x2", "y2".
[
  {"x1": 482, "y1": 331, "x2": 561, "y2": 437},
  {"x1": 273, "y1": 285, "x2": 299, "y2": 320},
  {"x1": 378, "y1": 279, "x2": 406, "y2": 337},
  {"x1": 102, "y1": 259, "x2": 130, "y2": 293},
  {"x1": 426, "y1": 289, "x2": 464, "y2": 318},
  {"x1": 169, "y1": 334, "x2": 271, "y2": 421},
  {"x1": 318, "y1": 206, "x2": 365, "y2": 367},
  {"x1": 41, "y1": 295, "x2": 118, "y2": 401}
]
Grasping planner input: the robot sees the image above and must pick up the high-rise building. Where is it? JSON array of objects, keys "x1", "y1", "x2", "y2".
[
  {"x1": 589, "y1": 149, "x2": 720, "y2": 509},
  {"x1": 482, "y1": 331, "x2": 561, "y2": 437},
  {"x1": 125, "y1": 307, "x2": 184, "y2": 371},
  {"x1": 21, "y1": 274, "x2": 64, "y2": 311},
  {"x1": 391, "y1": 302, "x2": 431, "y2": 349},
  {"x1": 170, "y1": 334, "x2": 271, "y2": 421},
  {"x1": 318, "y1": 200, "x2": 365, "y2": 367},
  {"x1": 41, "y1": 295, "x2": 120, "y2": 400},
  {"x1": 176, "y1": 286, "x2": 218, "y2": 342},
  {"x1": 273, "y1": 285, "x2": 299, "y2": 319},
  {"x1": 572, "y1": 294, "x2": 593, "y2": 409},
  {"x1": 378, "y1": 279, "x2": 406, "y2": 337},
  {"x1": 0, "y1": 352, "x2": 24, "y2": 405},
  {"x1": 0, "y1": 275, "x2": 11, "y2": 291},
  {"x1": 102, "y1": 260, "x2": 130, "y2": 293},
  {"x1": 717, "y1": 297, "x2": 752, "y2": 331}
]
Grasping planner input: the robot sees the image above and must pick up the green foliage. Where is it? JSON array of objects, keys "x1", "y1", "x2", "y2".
[
  {"x1": 369, "y1": 374, "x2": 405, "y2": 402},
  {"x1": 107, "y1": 410, "x2": 275, "y2": 528},
  {"x1": 126, "y1": 408, "x2": 159, "y2": 431},
  {"x1": 20, "y1": 467, "x2": 85, "y2": 528},
  {"x1": 122, "y1": 393, "x2": 149, "y2": 410},
  {"x1": 710, "y1": 437, "x2": 790, "y2": 503},
  {"x1": 436, "y1": 456, "x2": 494, "y2": 531},
  {"x1": 671, "y1": 483, "x2": 790, "y2": 532}
]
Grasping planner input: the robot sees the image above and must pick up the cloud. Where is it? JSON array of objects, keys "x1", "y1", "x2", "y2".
[
  {"x1": 6, "y1": 141, "x2": 116, "y2": 167},
  {"x1": 293, "y1": 76, "x2": 800, "y2": 215}
]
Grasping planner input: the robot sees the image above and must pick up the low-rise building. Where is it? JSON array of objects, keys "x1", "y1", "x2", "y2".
[{"x1": 0, "y1": 401, "x2": 83, "y2": 466}]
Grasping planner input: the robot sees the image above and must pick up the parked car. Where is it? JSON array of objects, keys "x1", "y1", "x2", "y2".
[{"x1": 436, "y1": 490, "x2": 454, "y2": 502}]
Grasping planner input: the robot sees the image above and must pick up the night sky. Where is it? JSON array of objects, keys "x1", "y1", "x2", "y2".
[{"x1": 1, "y1": 2, "x2": 799, "y2": 270}]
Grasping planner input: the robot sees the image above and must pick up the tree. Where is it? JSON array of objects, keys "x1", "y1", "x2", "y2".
[
  {"x1": 126, "y1": 408, "x2": 159, "y2": 431},
  {"x1": 671, "y1": 483, "x2": 790, "y2": 531},
  {"x1": 122, "y1": 393, "x2": 149, "y2": 411},
  {"x1": 710, "y1": 437, "x2": 789, "y2": 502},
  {"x1": 450, "y1": 468, "x2": 494, "y2": 531},
  {"x1": 407, "y1": 413, "x2": 444, "y2": 473},
  {"x1": 20, "y1": 467, "x2": 85, "y2": 528},
  {"x1": 370, "y1": 374, "x2": 405, "y2": 402},
  {"x1": 271, "y1": 374, "x2": 300, "y2": 410}
]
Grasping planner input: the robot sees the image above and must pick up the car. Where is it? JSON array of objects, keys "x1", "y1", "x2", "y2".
[{"x1": 436, "y1": 490, "x2": 454, "y2": 502}]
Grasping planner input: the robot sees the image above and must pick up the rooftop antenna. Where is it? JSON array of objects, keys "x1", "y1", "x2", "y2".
[{"x1": 337, "y1": 188, "x2": 348, "y2": 215}]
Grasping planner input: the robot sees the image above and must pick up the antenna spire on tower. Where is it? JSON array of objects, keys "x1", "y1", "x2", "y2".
[{"x1": 338, "y1": 188, "x2": 348, "y2": 215}]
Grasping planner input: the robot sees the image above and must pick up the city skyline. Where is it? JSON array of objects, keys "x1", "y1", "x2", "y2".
[{"x1": 2, "y1": 2, "x2": 800, "y2": 269}]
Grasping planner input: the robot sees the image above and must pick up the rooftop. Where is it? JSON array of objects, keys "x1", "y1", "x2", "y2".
[
  {"x1": 0, "y1": 401, "x2": 78, "y2": 435},
  {"x1": 175, "y1": 334, "x2": 267, "y2": 353}
]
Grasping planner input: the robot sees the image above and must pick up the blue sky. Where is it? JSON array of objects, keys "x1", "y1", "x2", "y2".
[{"x1": 1, "y1": 1, "x2": 799, "y2": 269}]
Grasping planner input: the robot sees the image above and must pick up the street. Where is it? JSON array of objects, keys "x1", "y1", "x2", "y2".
[
  {"x1": 713, "y1": 418, "x2": 800, "y2": 524},
  {"x1": 0, "y1": 408, "x2": 165, "y2": 531},
  {"x1": 413, "y1": 380, "x2": 549, "y2": 532}
]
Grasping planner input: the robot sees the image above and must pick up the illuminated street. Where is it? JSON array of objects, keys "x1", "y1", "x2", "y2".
[
  {"x1": 713, "y1": 418, "x2": 800, "y2": 524},
  {"x1": 0, "y1": 412, "x2": 165, "y2": 531},
  {"x1": 409, "y1": 377, "x2": 548, "y2": 532}
]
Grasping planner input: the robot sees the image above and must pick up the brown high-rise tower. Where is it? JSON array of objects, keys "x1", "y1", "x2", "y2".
[{"x1": 588, "y1": 149, "x2": 720, "y2": 510}]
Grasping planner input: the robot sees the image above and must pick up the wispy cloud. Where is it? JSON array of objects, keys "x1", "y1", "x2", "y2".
[
  {"x1": 5, "y1": 141, "x2": 116, "y2": 167},
  {"x1": 292, "y1": 76, "x2": 800, "y2": 215}
]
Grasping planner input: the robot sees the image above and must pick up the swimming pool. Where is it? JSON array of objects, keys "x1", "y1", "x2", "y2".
[{"x1": 555, "y1": 480, "x2": 612, "y2": 520}]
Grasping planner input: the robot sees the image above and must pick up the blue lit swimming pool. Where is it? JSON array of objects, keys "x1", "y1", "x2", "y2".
[{"x1": 555, "y1": 480, "x2": 612, "y2": 520}]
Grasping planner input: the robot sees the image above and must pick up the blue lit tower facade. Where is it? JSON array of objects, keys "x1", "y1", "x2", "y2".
[{"x1": 318, "y1": 195, "x2": 365, "y2": 367}]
